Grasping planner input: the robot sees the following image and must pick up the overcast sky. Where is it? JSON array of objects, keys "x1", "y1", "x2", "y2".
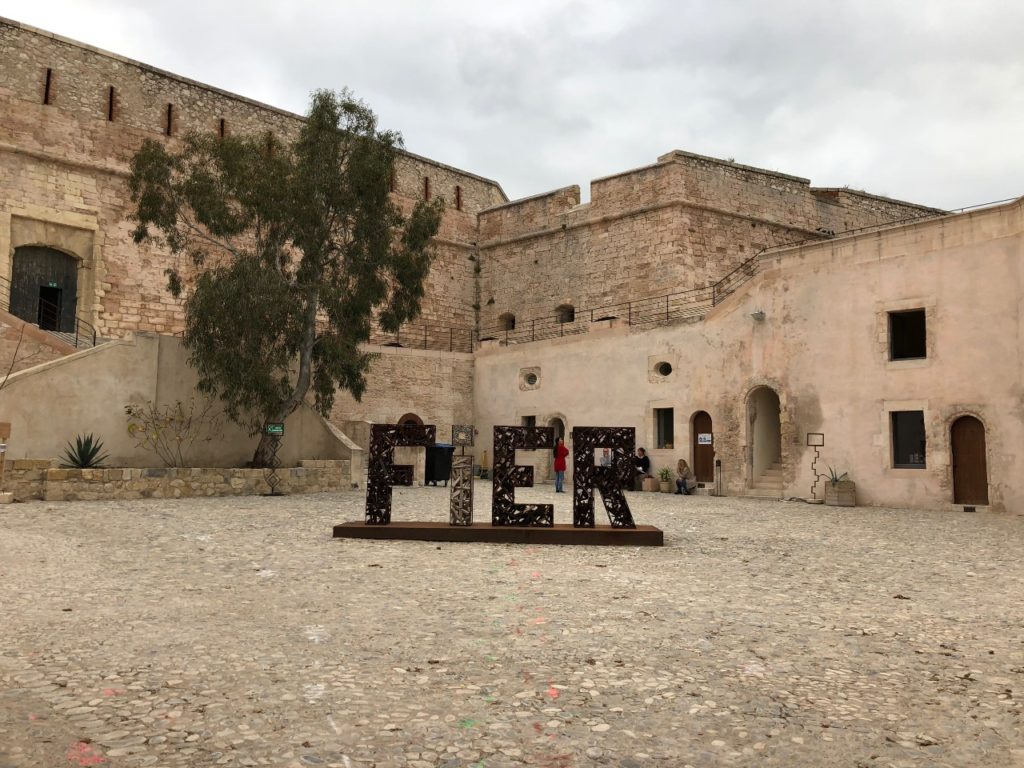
[{"x1": 4, "y1": 0, "x2": 1022, "y2": 208}]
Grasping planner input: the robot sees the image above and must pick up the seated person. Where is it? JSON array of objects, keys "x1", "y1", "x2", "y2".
[
  {"x1": 633, "y1": 447, "x2": 650, "y2": 491},
  {"x1": 675, "y1": 459, "x2": 696, "y2": 495}
]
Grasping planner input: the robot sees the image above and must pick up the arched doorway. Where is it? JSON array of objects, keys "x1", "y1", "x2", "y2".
[
  {"x1": 747, "y1": 387, "x2": 781, "y2": 483},
  {"x1": 397, "y1": 412, "x2": 423, "y2": 426},
  {"x1": 544, "y1": 416, "x2": 566, "y2": 483},
  {"x1": 691, "y1": 411, "x2": 714, "y2": 483},
  {"x1": 951, "y1": 416, "x2": 989, "y2": 505},
  {"x1": 11, "y1": 246, "x2": 78, "y2": 332}
]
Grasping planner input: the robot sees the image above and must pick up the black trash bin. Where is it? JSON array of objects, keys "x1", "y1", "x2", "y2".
[{"x1": 425, "y1": 443, "x2": 455, "y2": 486}]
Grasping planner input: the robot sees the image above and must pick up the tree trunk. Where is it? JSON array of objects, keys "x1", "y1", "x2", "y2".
[
  {"x1": 250, "y1": 291, "x2": 320, "y2": 468},
  {"x1": 251, "y1": 430, "x2": 280, "y2": 468}
]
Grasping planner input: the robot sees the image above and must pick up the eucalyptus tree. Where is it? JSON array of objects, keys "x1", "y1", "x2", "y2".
[{"x1": 129, "y1": 89, "x2": 443, "y2": 466}]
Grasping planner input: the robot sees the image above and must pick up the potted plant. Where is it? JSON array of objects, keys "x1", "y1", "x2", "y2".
[
  {"x1": 658, "y1": 467, "x2": 673, "y2": 493},
  {"x1": 824, "y1": 467, "x2": 856, "y2": 507}
]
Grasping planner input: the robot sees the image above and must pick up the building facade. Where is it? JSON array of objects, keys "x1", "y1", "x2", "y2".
[{"x1": 1, "y1": 17, "x2": 1020, "y2": 512}]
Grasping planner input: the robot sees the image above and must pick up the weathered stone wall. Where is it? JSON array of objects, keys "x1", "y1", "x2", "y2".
[
  {"x1": 329, "y1": 345, "x2": 476, "y2": 482},
  {"x1": 473, "y1": 199, "x2": 1023, "y2": 512},
  {"x1": 0, "y1": 17, "x2": 503, "y2": 340},
  {"x1": 5, "y1": 459, "x2": 350, "y2": 501},
  {"x1": 476, "y1": 151, "x2": 941, "y2": 333}
]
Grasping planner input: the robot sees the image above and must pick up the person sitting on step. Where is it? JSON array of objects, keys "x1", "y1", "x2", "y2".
[{"x1": 675, "y1": 459, "x2": 696, "y2": 495}]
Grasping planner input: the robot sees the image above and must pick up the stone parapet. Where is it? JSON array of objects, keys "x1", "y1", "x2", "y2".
[{"x1": 3, "y1": 460, "x2": 352, "y2": 501}]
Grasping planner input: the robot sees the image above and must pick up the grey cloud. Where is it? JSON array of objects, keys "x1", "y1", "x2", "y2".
[{"x1": 5, "y1": 0, "x2": 1023, "y2": 208}]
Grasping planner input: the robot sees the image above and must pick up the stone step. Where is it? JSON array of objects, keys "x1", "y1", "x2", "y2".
[{"x1": 743, "y1": 488, "x2": 783, "y2": 499}]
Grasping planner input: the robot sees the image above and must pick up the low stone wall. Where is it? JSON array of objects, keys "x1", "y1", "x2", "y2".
[{"x1": 3, "y1": 460, "x2": 352, "y2": 502}]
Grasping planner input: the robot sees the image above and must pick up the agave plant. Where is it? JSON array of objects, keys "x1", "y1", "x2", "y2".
[
  {"x1": 827, "y1": 466, "x2": 849, "y2": 485},
  {"x1": 61, "y1": 433, "x2": 109, "y2": 469}
]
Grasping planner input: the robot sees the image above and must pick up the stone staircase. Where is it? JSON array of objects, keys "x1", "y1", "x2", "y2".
[{"x1": 745, "y1": 461, "x2": 784, "y2": 499}]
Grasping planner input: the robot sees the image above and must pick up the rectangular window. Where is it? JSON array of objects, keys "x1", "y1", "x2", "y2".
[
  {"x1": 43, "y1": 68, "x2": 53, "y2": 105},
  {"x1": 165, "y1": 103, "x2": 174, "y2": 136},
  {"x1": 423, "y1": 176, "x2": 431, "y2": 201},
  {"x1": 455, "y1": 185, "x2": 463, "y2": 211},
  {"x1": 889, "y1": 309, "x2": 926, "y2": 360},
  {"x1": 655, "y1": 408, "x2": 674, "y2": 449},
  {"x1": 219, "y1": 118, "x2": 226, "y2": 138},
  {"x1": 891, "y1": 411, "x2": 926, "y2": 468},
  {"x1": 521, "y1": 415, "x2": 536, "y2": 429},
  {"x1": 107, "y1": 86, "x2": 116, "y2": 121}
]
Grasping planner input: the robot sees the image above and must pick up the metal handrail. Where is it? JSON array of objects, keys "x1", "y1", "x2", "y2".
[
  {"x1": 0, "y1": 273, "x2": 98, "y2": 348},
  {"x1": 367, "y1": 321, "x2": 473, "y2": 353}
]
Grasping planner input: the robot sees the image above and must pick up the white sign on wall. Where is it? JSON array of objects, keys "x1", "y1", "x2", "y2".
[{"x1": 697, "y1": 433, "x2": 713, "y2": 445}]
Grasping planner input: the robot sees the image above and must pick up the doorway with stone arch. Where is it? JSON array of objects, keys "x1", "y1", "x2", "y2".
[
  {"x1": 951, "y1": 415, "x2": 989, "y2": 505},
  {"x1": 10, "y1": 245, "x2": 79, "y2": 332},
  {"x1": 746, "y1": 386, "x2": 782, "y2": 493},
  {"x1": 543, "y1": 414, "x2": 567, "y2": 484}
]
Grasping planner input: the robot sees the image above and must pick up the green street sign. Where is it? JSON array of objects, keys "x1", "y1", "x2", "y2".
[{"x1": 265, "y1": 423, "x2": 285, "y2": 436}]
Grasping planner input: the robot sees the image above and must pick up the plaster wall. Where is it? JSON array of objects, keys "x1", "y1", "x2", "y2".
[
  {"x1": 329, "y1": 345, "x2": 475, "y2": 484},
  {"x1": 0, "y1": 333, "x2": 359, "y2": 470},
  {"x1": 473, "y1": 200, "x2": 1024, "y2": 512}
]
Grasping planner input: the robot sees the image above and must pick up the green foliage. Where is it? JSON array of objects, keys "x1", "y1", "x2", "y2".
[
  {"x1": 827, "y1": 466, "x2": 849, "y2": 485},
  {"x1": 124, "y1": 397, "x2": 224, "y2": 467},
  {"x1": 61, "y1": 434, "x2": 109, "y2": 469},
  {"x1": 658, "y1": 467, "x2": 673, "y2": 482},
  {"x1": 128, "y1": 89, "x2": 444, "y2": 466}
]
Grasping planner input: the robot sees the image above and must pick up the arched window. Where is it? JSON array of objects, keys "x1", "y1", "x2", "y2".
[
  {"x1": 397, "y1": 412, "x2": 423, "y2": 426},
  {"x1": 556, "y1": 304, "x2": 575, "y2": 323},
  {"x1": 498, "y1": 312, "x2": 516, "y2": 331}
]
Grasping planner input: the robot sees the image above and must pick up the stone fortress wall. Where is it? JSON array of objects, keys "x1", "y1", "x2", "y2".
[
  {"x1": 0, "y1": 17, "x2": 506, "y2": 341},
  {"x1": 476, "y1": 150, "x2": 942, "y2": 333}
]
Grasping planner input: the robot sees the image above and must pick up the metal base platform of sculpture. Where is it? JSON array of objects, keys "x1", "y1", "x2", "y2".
[{"x1": 333, "y1": 521, "x2": 663, "y2": 546}]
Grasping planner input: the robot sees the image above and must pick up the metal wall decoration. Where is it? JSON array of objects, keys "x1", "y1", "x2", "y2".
[
  {"x1": 365, "y1": 423, "x2": 437, "y2": 525},
  {"x1": 571, "y1": 427, "x2": 637, "y2": 528},
  {"x1": 492, "y1": 425, "x2": 555, "y2": 526},
  {"x1": 451, "y1": 424, "x2": 474, "y2": 447},
  {"x1": 449, "y1": 455, "x2": 474, "y2": 525}
]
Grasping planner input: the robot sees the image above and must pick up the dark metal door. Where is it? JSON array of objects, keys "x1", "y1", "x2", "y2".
[
  {"x1": 10, "y1": 246, "x2": 78, "y2": 332},
  {"x1": 951, "y1": 416, "x2": 989, "y2": 505},
  {"x1": 692, "y1": 411, "x2": 714, "y2": 482}
]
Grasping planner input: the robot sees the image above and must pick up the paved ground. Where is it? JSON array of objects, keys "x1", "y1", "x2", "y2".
[{"x1": 1, "y1": 484, "x2": 1022, "y2": 768}]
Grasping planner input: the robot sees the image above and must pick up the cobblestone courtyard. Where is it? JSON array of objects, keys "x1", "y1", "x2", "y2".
[{"x1": 1, "y1": 485, "x2": 1022, "y2": 767}]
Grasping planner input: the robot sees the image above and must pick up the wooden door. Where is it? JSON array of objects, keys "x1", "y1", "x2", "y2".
[
  {"x1": 692, "y1": 411, "x2": 714, "y2": 482},
  {"x1": 951, "y1": 416, "x2": 989, "y2": 505}
]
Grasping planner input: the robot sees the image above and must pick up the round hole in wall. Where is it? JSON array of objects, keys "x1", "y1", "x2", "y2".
[
  {"x1": 655, "y1": 361, "x2": 673, "y2": 377},
  {"x1": 525, "y1": 373, "x2": 538, "y2": 386}
]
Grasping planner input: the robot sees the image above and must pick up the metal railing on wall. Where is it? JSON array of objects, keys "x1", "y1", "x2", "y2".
[
  {"x1": 475, "y1": 252, "x2": 761, "y2": 349},
  {"x1": 367, "y1": 322, "x2": 474, "y2": 353}
]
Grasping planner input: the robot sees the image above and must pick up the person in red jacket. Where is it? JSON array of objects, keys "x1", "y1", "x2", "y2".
[{"x1": 553, "y1": 437, "x2": 569, "y2": 493}]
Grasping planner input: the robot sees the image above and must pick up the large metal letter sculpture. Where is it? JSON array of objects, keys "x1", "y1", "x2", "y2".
[
  {"x1": 492, "y1": 426, "x2": 555, "y2": 526},
  {"x1": 571, "y1": 427, "x2": 636, "y2": 528},
  {"x1": 366, "y1": 423, "x2": 436, "y2": 525},
  {"x1": 449, "y1": 424, "x2": 475, "y2": 526}
]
